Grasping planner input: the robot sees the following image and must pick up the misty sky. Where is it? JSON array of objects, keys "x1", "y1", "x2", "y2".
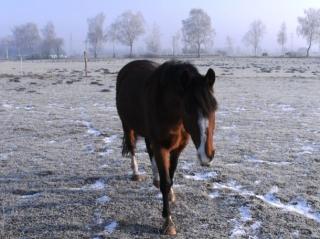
[{"x1": 2, "y1": 0, "x2": 320, "y2": 54}]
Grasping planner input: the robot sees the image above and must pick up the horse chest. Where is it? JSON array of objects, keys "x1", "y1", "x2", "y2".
[{"x1": 160, "y1": 129, "x2": 188, "y2": 151}]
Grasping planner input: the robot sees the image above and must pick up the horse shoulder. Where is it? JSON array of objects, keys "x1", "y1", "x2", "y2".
[{"x1": 154, "y1": 123, "x2": 188, "y2": 151}]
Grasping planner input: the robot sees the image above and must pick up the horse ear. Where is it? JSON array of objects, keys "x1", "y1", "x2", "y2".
[
  {"x1": 178, "y1": 70, "x2": 192, "y2": 94},
  {"x1": 205, "y1": 68, "x2": 215, "y2": 88}
]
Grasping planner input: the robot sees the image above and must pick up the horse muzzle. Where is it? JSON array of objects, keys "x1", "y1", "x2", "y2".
[{"x1": 197, "y1": 149, "x2": 215, "y2": 167}]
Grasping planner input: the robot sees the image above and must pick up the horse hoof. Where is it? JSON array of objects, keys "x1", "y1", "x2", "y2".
[
  {"x1": 162, "y1": 219, "x2": 177, "y2": 236},
  {"x1": 131, "y1": 174, "x2": 146, "y2": 181},
  {"x1": 153, "y1": 179, "x2": 160, "y2": 188},
  {"x1": 169, "y1": 189, "x2": 176, "y2": 203},
  {"x1": 163, "y1": 225, "x2": 177, "y2": 236}
]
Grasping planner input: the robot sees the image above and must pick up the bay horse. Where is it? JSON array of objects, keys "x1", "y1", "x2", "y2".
[{"x1": 116, "y1": 60, "x2": 217, "y2": 235}]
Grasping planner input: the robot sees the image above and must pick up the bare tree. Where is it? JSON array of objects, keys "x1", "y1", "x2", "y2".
[
  {"x1": 145, "y1": 23, "x2": 161, "y2": 55},
  {"x1": 53, "y1": 38, "x2": 64, "y2": 58},
  {"x1": 113, "y1": 11, "x2": 145, "y2": 57},
  {"x1": 277, "y1": 22, "x2": 287, "y2": 54},
  {"x1": 12, "y1": 23, "x2": 41, "y2": 56},
  {"x1": 297, "y1": 8, "x2": 320, "y2": 57},
  {"x1": 0, "y1": 36, "x2": 13, "y2": 59},
  {"x1": 41, "y1": 22, "x2": 64, "y2": 58},
  {"x1": 87, "y1": 13, "x2": 107, "y2": 58},
  {"x1": 41, "y1": 22, "x2": 55, "y2": 58},
  {"x1": 108, "y1": 22, "x2": 118, "y2": 58},
  {"x1": 182, "y1": 9, "x2": 214, "y2": 57},
  {"x1": 225, "y1": 36, "x2": 234, "y2": 55},
  {"x1": 172, "y1": 31, "x2": 180, "y2": 56},
  {"x1": 243, "y1": 20, "x2": 266, "y2": 56}
]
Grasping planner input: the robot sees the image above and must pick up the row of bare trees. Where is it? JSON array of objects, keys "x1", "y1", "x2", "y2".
[
  {"x1": 0, "y1": 22, "x2": 64, "y2": 59},
  {"x1": 85, "y1": 11, "x2": 145, "y2": 58},
  {"x1": 242, "y1": 20, "x2": 289, "y2": 56},
  {"x1": 241, "y1": 8, "x2": 320, "y2": 57},
  {"x1": 1, "y1": 8, "x2": 320, "y2": 59},
  {"x1": 86, "y1": 7, "x2": 320, "y2": 58},
  {"x1": 85, "y1": 9, "x2": 214, "y2": 58}
]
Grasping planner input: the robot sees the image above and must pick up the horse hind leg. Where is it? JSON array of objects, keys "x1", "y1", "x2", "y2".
[{"x1": 122, "y1": 127, "x2": 145, "y2": 181}]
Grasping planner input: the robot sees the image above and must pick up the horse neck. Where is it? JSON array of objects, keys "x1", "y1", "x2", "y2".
[{"x1": 147, "y1": 86, "x2": 184, "y2": 127}]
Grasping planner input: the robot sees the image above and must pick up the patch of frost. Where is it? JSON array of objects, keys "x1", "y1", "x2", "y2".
[
  {"x1": 208, "y1": 191, "x2": 220, "y2": 199},
  {"x1": 244, "y1": 155, "x2": 290, "y2": 165},
  {"x1": 104, "y1": 221, "x2": 118, "y2": 234},
  {"x1": 82, "y1": 120, "x2": 101, "y2": 136},
  {"x1": 96, "y1": 195, "x2": 110, "y2": 204},
  {"x1": 2, "y1": 103, "x2": 13, "y2": 108},
  {"x1": 256, "y1": 188, "x2": 320, "y2": 223},
  {"x1": 86, "y1": 180, "x2": 106, "y2": 190},
  {"x1": 213, "y1": 182, "x2": 320, "y2": 223},
  {"x1": 278, "y1": 104, "x2": 295, "y2": 112},
  {"x1": 103, "y1": 135, "x2": 117, "y2": 144},
  {"x1": 184, "y1": 171, "x2": 217, "y2": 181},
  {"x1": 69, "y1": 179, "x2": 106, "y2": 191},
  {"x1": 239, "y1": 206, "x2": 252, "y2": 222}
]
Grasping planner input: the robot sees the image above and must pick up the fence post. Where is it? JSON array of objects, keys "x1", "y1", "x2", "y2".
[
  {"x1": 84, "y1": 51, "x2": 88, "y2": 77},
  {"x1": 20, "y1": 55, "x2": 23, "y2": 76},
  {"x1": 6, "y1": 47, "x2": 9, "y2": 60}
]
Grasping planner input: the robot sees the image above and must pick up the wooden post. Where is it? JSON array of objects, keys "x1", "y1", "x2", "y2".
[
  {"x1": 84, "y1": 51, "x2": 88, "y2": 77},
  {"x1": 20, "y1": 55, "x2": 23, "y2": 75},
  {"x1": 6, "y1": 47, "x2": 9, "y2": 60}
]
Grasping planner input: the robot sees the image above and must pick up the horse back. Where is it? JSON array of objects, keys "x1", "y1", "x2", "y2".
[{"x1": 116, "y1": 60, "x2": 159, "y2": 136}]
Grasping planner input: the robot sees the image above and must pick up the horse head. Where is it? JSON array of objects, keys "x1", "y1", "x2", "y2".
[{"x1": 178, "y1": 67, "x2": 217, "y2": 166}]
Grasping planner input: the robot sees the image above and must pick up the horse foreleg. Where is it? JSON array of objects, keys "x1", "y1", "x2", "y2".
[
  {"x1": 151, "y1": 166, "x2": 175, "y2": 203},
  {"x1": 145, "y1": 138, "x2": 160, "y2": 188},
  {"x1": 151, "y1": 157, "x2": 160, "y2": 188},
  {"x1": 168, "y1": 137, "x2": 188, "y2": 203},
  {"x1": 167, "y1": 148, "x2": 184, "y2": 203},
  {"x1": 168, "y1": 155, "x2": 178, "y2": 203},
  {"x1": 155, "y1": 147, "x2": 177, "y2": 235}
]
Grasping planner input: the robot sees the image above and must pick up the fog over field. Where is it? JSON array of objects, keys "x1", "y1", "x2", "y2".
[{"x1": 1, "y1": 0, "x2": 320, "y2": 57}]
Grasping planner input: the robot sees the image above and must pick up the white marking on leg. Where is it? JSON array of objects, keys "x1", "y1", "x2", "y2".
[
  {"x1": 151, "y1": 157, "x2": 159, "y2": 182},
  {"x1": 169, "y1": 188, "x2": 176, "y2": 202},
  {"x1": 197, "y1": 112, "x2": 211, "y2": 166},
  {"x1": 131, "y1": 155, "x2": 139, "y2": 175}
]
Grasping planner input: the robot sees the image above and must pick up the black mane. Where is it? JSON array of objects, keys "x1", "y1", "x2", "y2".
[{"x1": 156, "y1": 60, "x2": 218, "y2": 117}]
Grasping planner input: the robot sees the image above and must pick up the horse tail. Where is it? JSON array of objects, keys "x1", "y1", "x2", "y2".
[
  {"x1": 121, "y1": 134, "x2": 132, "y2": 157},
  {"x1": 121, "y1": 127, "x2": 135, "y2": 157}
]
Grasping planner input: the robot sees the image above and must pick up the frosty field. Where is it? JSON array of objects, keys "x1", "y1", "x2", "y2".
[{"x1": 0, "y1": 57, "x2": 319, "y2": 238}]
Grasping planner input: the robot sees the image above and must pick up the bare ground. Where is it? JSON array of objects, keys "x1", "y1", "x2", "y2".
[{"x1": 0, "y1": 57, "x2": 319, "y2": 239}]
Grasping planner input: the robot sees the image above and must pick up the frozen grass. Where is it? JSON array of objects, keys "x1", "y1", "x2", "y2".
[{"x1": 0, "y1": 58, "x2": 319, "y2": 238}]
